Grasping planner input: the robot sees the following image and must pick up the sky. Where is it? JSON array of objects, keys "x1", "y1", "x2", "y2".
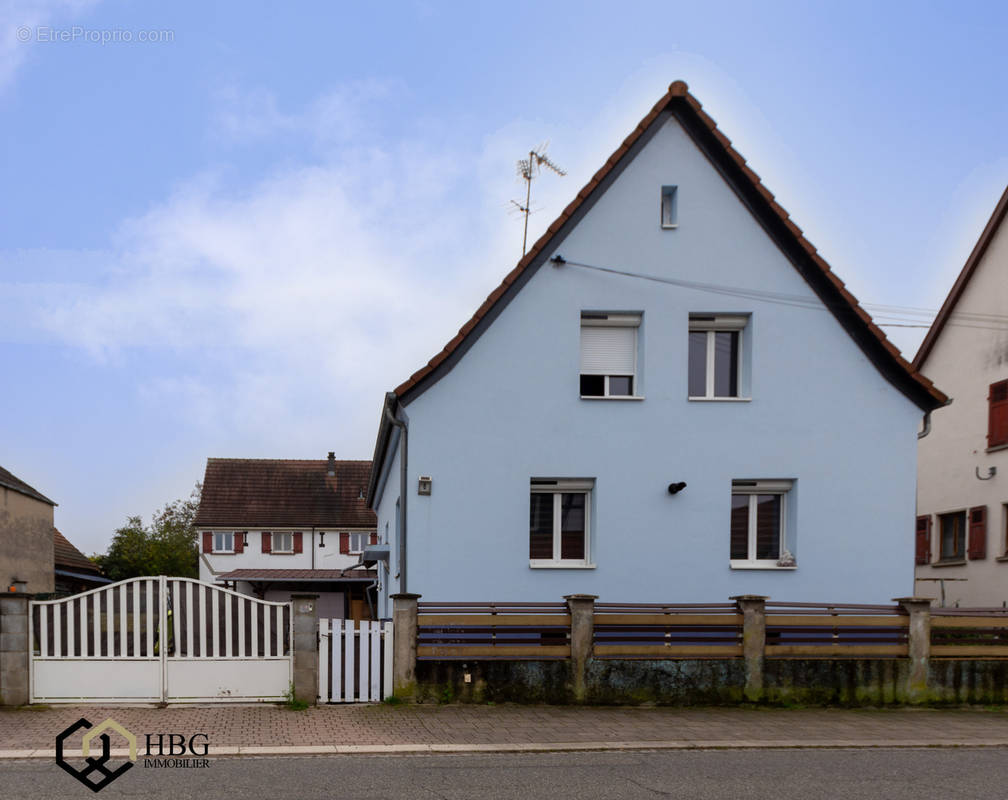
[{"x1": 2, "y1": 0, "x2": 1007, "y2": 556}]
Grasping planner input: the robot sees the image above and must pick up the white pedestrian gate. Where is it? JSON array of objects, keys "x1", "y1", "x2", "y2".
[
  {"x1": 29, "y1": 576, "x2": 292, "y2": 703},
  {"x1": 318, "y1": 619, "x2": 392, "y2": 703}
]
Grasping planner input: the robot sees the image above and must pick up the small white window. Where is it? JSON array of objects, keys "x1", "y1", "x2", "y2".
[
  {"x1": 661, "y1": 185, "x2": 678, "y2": 228},
  {"x1": 273, "y1": 532, "x2": 293, "y2": 553},
  {"x1": 530, "y1": 479, "x2": 593, "y2": 567},
  {"x1": 730, "y1": 480, "x2": 794, "y2": 568},
  {"x1": 688, "y1": 314, "x2": 748, "y2": 399},
  {"x1": 213, "y1": 531, "x2": 234, "y2": 553},
  {"x1": 580, "y1": 313, "x2": 641, "y2": 398},
  {"x1": 348, "y1": 532, "x2": 369, "y2": 554}
]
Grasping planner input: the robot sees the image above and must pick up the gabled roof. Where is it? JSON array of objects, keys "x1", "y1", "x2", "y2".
[
  {"x1": 912, "y1": 184, "x2": 1008, "y2": 371},
  {"x1": 0, "y1": 465, "x2": 55, "y2": 505},
  {"x1": 54, "y1": 528, "x2": 103, "y2": 576},
  {"x1": 368, "y1": 81, "x2": 947, "y2": 505},
  {"x1": 194, "y1": 458, "x2": 375, "y2": 529}
]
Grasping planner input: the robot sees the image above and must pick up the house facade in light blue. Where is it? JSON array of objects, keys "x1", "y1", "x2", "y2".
[{"x1": 366, "y1": 81, "x2": 946, "y2": 614}]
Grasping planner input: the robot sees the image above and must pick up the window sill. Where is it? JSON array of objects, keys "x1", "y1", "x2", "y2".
[
  {"x1": 580, "y1": 395, "x2": 645, "y2": 401},
  {"x1": 211, "y1": 551, "x2": 235, "y2": 555},
  {"x1": 930, "y1": 559, "x2": 967, "y2": 568},
  {"x1": 730, "y1": 562, "x2": 796, "y2": 570},
  {"x1": 689, "y1": 397, "x2": 751, "y2": 402},
  {"x1": 270, "y1": 551, "x2": 295, "y2": 555},
  {"x1": 985, "y1": 443, "x2": 1008, "y2": 454},
  {"x1": 529, "y1": 563, "x2": 597, "y2": 570}
]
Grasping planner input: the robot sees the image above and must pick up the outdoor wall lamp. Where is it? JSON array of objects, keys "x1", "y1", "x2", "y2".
[
  {"x1": 7, "y1": 579, "x2": 27, "y2": 593},
  {"x1": 667, "y1": 482, "x2": 687, "y2": 495}
]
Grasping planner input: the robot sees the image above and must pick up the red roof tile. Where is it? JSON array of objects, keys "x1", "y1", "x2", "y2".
[
  {"x1": 53, "y1": 528, "x2": 103, "y2": 576},
  {"x1": 194, "y1": 458, "x2": 375, "y2": 528}
]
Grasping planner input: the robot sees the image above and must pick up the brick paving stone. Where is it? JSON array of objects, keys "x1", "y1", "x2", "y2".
[{"x1": 3, "y1": 705, "x2": 1008, "y2": 752}]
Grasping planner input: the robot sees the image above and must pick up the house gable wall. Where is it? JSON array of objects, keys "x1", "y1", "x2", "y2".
[
  {"x1": 916, "y1": 213, "x2": 1008, "y2": 605},
  {"x1": 378, "y1": 114, "x2": 922, "y2": 605},
  {"x1": 0, "y1": 486, "x2": 55, "y2": 593}
]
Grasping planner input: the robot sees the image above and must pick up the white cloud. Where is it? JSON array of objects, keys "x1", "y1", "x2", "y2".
[{"x1": 0, "y1": 0, "x2": 99, "y2": 92}]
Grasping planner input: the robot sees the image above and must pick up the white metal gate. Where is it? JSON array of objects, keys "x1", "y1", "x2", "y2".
[
  {"x1": 318, "y1": 619, "x2": 392, "y2": 703},
  {"x1": 29, "y1": 576, "x2": 292, "y2": 703}
]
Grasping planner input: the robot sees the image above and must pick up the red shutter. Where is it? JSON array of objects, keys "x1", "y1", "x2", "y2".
[
  {"x1": 968, "y1": 506, "x2": 987, "y2": 560},
  {"x1": 262, "y1": 531, "x2": 272, "y2": 553},
  {"x1": 202, "y1": 531, "x2": 213, "y2": 553},
  {"x1": 235, "y1": 532, "x2": 246, "y2": 553},
  {"x1": 990, "y1": 380, "x2": 1008, "y2": 448},
  {"x1": 369, "y1": 532, "x2": 378, "y2": 545},
  {"x1": 339, "y1": 532, "x2": 349, "y2": 554},
  {"x1": 915, "y1": 516, "x2": 931, "y2": 565},
  {"x1": 293, "y1": 532, "x2": 303, "y2": 553}
]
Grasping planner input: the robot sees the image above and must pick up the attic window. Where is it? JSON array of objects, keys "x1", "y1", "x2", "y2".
[{"x1": 661, "y1": 185, "x2": 678, "y2": 228}]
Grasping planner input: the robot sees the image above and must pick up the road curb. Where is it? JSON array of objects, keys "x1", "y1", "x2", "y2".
[{"x1": 4, "y1": 740, "x2": 1008, "y2": 759}]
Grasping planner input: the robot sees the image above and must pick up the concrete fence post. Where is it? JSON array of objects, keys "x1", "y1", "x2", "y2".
[
  {"x1": 731, "y1": 595, "x2": 767, "y2": 700},
  {"x1": 894, "y1": 596, "x2": 932, "y2": 702},
  {"x1": 565, "y1": 594, "x2": 597, "y2": 703},
  {"x1": 391, "y1": 593, "x2": 421, "y2": 698},
  {"x1": 0, "y1": 593, "x2": 30, "y2": 707},
  {"x1": 290, "y1": 594, "x2": 319, "y2": 705}
]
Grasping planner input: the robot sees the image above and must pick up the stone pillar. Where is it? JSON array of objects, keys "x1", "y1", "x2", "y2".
[
  {"x1": 391, "y1": 593, "x2": 421, "y2": 698},
  {"x1": 894, "y1": 596, "x2": 932, "y2": 702},
  {"x1": 290, "y1": 594, "x2": 319, "y2": 705},
  {"x1": 731, "y1": 595, "x2": 767, "y2": 701},
  {"x1": 565, "y1": 594, "x2": 597, "y2": 703},
  {"x1": 0, "y1": 594, "x2": 30, "y2": 707}
]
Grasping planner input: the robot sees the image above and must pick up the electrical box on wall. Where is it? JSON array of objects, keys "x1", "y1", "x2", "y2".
[{"x1": 418, "y1": 476, "x2": 432, "y2": 495}]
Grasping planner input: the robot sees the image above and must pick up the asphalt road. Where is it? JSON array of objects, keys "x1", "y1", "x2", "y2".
[{"x1": 4, "y1": 748, "x2": 1007, "y2": 799}]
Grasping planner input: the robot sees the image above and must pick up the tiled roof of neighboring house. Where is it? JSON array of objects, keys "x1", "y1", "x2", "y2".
[
  {"x1": 0, "y1": 465, "x2": 55, "y2": 505},
  {"x1": 194, "y1": 458, "x2": 375, "y2": 528},
  {"x1": 912, "y1": 184, "x2": 1008, "y2": 370},
  {"x1": 215, "y1": 568, "x2": 376, "y2": 581},
  {"x1": 368, "y1": 80, "x2": 948, "y2": 505},
  {"x1": 53, "y1": 528, "x2": 103, "y2": 576}
]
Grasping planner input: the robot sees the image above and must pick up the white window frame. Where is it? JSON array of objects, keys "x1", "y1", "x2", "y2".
[
  {"x1": 580, "y1": 313, "x2": 642, "y2": 400},
  {"x1": 348, "y1": 532, "x2": 369, "y2": 555},
  {"x1": 729, "y1": 479, "x2": 794, "y2": 569},
  {"x1": 213, "y1": 531, "x2": 234, "y2": 554},
  {"x1": 688, "y1": 314, "x2": 748, "y2": 400},
  {"x1": 272, "y1": 531, "x2": 294, "y2": 553},
  {"x1": 529, "y1": 479, "x2": 594, "y2": 568}
]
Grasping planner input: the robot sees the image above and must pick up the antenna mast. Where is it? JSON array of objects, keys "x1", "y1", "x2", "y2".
[{"x1": 513, "y1": 146, "x2": 565, "y2": 257}]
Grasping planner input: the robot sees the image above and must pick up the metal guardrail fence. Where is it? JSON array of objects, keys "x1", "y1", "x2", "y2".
[{"x1": 417, "y1": 602, "x2": 571, "y2": 660}]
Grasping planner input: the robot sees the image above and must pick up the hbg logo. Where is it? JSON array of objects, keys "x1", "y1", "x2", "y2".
[
  {"x1": 55, "y1": 717, "x2": 210, "y2": 792},
  {"x1": 56, "y1": 718, "x2": 137, "y2": 793}
]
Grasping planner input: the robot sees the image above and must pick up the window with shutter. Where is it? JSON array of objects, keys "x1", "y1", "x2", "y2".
[
  {"x1": 915, "y1": 516, "x2": 931, "y2": 565},
  {"x1": 212, "y1": 531, "x2": 234, "y2": 553},
  {"x1": 729, "y1": 480, "x2": 794, "y2": 567},
  {"x1": 579, "y1": 313, "x2": 640, "y2": 398},
  {"x1": 989, "y1": 380, "x2": 1008, "y2": 448},
  {"x1": 938, "y1": 511, "x2": 966, "y2": 561},
  {"x1": 529, "y1": 479, "x2": 593, "y2": 566},
  {"x1": 689, "y1": 314, "x2": 749, "y2": 399},
  {"x1": 968, "y1": 506, "x2": 987, "y2": 560},
  {"x1": 273, "y1": 532, "x2": 293, "y2": 553}
]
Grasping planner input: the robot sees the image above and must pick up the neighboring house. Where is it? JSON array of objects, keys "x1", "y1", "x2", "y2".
[
  {"x1": 53, "y1": 528, "x2": 110, "y2": 595},
  {"x1": 366, "y1": 81, "x2": 947, "y2": 615},
  {"x1": 194, "y1": 454, "x2": 378, "y2": 620},
  {"x1": 913, "y1": 186, "x2": 1008, "y2": 607},
  {"x1": 0, "y1": 465, "x2": 55, "y2": 593}
]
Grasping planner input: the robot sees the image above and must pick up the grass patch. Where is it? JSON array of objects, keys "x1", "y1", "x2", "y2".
[{"x1": 282, "y1": 683, "x2": 309, "y2": 711}]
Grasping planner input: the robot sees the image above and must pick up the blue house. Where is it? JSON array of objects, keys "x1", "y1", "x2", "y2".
[{"x1": 366, "y1": 81, "x2": 946, "y2": 613}]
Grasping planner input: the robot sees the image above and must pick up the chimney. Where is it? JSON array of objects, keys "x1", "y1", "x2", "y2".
[{"x1": 327, "y1": 451, "x2": 336, "y2": 477}]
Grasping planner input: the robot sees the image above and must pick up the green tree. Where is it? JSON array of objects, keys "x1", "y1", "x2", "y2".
[{"x1": 95, "y1": 484, "x2": 201, "y2": 580}]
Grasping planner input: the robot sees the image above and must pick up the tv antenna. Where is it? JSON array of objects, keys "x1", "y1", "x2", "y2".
[{"x1": 513, "y1": 145, "x2": 566, "y2": 257}]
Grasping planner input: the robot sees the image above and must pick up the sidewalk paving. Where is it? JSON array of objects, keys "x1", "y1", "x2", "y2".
[{"x1": 3, "y1": 704, "x2": 1008, "y2": 758}]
